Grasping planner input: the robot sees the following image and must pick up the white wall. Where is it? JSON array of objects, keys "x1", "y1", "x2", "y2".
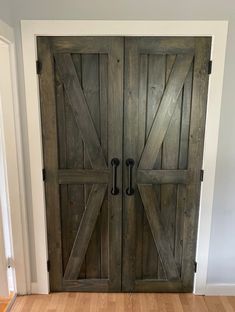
[
  {"x1": 2, "y1": 0, "x2": 235, "y2": 286},
  {"x1": 0, "y1": 0, "x2": 12, "y2": 26},
  {"x1": 207, "y1": 26, "x2": 235, "y2": 283}
]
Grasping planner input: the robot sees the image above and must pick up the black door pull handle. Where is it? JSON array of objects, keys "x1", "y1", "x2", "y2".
[
  {"x1": 111, "y1": 158, "x2": 120, "y2": 195},
  {"x1": 126, "y1": 158, "x2": 135, "y2": 196}
]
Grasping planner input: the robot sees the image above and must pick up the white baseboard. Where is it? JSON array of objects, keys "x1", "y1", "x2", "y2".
[{"x1": 205, "y1": 284, "x2": 235, "y2": 296}]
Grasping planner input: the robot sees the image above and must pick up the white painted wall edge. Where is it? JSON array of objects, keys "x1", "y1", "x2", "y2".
[
  {"x1": 205, "y1": 284, "x2": 235, "y2": 296},
  {"x1": 0, "y1": 19, "x2": 31, "y2": 294},
  {"x1": 20, "y1": 20, "x2": 228, "y2": 294},
  {"x1": 6, "y1": 293, "x2": 17, "y2": 311},
  {"x1": 0, "y1": 196, "x2": 8, "y2": 297},
  {"x1": 0, "y1": 20, "x2": 14, "y2": 42}
]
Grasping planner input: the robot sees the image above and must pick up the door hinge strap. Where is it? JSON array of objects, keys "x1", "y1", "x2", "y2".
[
  {"x1": 42, "y1": 168, "x2": 46, "y2": 181},
  {"x1": 47, "y1": 260, "x2": 50, "y2": 272},
  {"x1": 200, "y1": 169, "x2": 204, "y2": 182},
  {"x1": 7, "y1": 257, "x2": 15, "y2": 268},
  {"x1": 194, "y1": 261, "x2": 197, "y2": 273},
  {"x1": 36, "y1": 60, "x2": 42, "y2": 75},
  {"x1": 208, "y1": 60, "x2": 212, "y2": 75}
]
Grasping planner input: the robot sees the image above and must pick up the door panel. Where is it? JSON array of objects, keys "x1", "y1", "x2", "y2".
[
  {"x1": 37, "y1": 37, "x2": 123, "y2": 292},
  {"x1": 123, "y1": 37, "x2": 211, "y2": 292}
]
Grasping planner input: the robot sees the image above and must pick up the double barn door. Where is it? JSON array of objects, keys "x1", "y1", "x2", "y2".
[{"x1": 37, "y1": 36, "x2": 211, "y2": 292}]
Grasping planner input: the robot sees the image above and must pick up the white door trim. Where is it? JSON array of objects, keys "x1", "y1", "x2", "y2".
[
  {"x1": 21, "y1": 20, "x2": 228, "y2": 294},
  {"x1": 0, "y1": 19, "x2": 31, "y2": 295},
  {"x1": 0, "y1": 201, "x2": 8, "y2": 297}
]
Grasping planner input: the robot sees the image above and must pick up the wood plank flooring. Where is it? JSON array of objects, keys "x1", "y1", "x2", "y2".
[
  {"x1": 11, "y1": 293, "x2": 235, "y2": 312},
  {"x1": 0, "y1": 293, "x2": 15, "y2": 312}
]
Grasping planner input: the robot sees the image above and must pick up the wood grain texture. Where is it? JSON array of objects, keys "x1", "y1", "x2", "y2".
[
  {"x1": 37, "y1": 37, "x2": 63, "y2": 291},
  {"x1": 175, "y1": 63, "x2": 193, "y2": 275},
  {"x1": 160, "y1": 54, "x2": 181, "y2": 257},
  {"x1": 62, "y1": 279, "x2": 109, "y2": 292},
  {"x1": 139, "y1": 53, "x2": 193, "y2": 170},
  {"x1": 143, "y1": 54, "x2": 164, "y2": 280},
  {"x1": 38, "y1": 37, "x2": 123, "y2": 292},
  {"x1": 107, "y1": 37, "x2": 124, "y2": 291},
  {"x1": 51, "y1": 36, "x2": 110, "y2": 53},
  {"x1": 137, "y1": 36, "x2": 195, "y2": 54},
  {"x1": 181, "y1": 37, "x2": 211, "y2": 291},
  {"x1": 56, "y1": 62, "x2": 86, "y2": 277},
  {"x1": 0, "y1": 292, "x2": 15, "y2": 312},
  {"x1": 82, "y1": 53, "x2": 101, "y2": 279},
  {"x1": 58, "y1": 169, "x2": 109, "y2": 184},
  {"x1": 122, "y1": 38, "x2": 139, "y2": 291},
  {"x1": 55, "y1": 53, "x2": 107, "y2": 170},
  {"x1": 137, "y1": 170, "x2": 189, "y2": 185},
  {"x1": 12, "y1": 294, "x2": 235, "y2": 312},
  {"x1": 99, "y1": 54, "x2": 109, "y2": 279},
  {"x1": 38, "y1": 36, "x2": 211, "y2": 293},
  {"x1": 135, "y1": 54, "x2": 148, "y2": 280},
  {"x1": 138, "y1": 185, "x2": 180, "y2": 281},
  {"x1": 123, "y1": 36, "x2": 210, "y2": 292},
  {"x1": 71, "y1": 53, "x2": 86, "y2": 279},
  {"x1": 64, "y1": 184, "x2": 107, "y2": 280}
]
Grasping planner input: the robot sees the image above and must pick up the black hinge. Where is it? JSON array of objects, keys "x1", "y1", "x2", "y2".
[
  {"x1": 42, "y1": 168, "x2": 46, "y2": 182},
  {"x1": 208, "y1": 60, "x2": 212, "y2": 75},
  {"x1": 36, "y1": 60, "x2": 42, "y2": 75},
  {"x1": 47, "y1": 260, "x2": 50, "y2": 272},
  {"x1": 194, "y1": 261, "x2": 197, "y2": 273},
  {"x1": 200, "y1": 169, "x2": 204, "y2": 182}
]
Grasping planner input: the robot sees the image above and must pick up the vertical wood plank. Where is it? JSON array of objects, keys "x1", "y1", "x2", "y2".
[
  {"x1": 82, "y1": 54, "x2": 101, "y2": 279},
  {"x1": 65, "y1": 94, "x2": 86, "y2": 278},
  {"x1": 175, "y1": 64, "x2": 193, "y2": 275},
  {"x1": 159, "y1": 55, "x2": 178, "y2": 279},
  {"x1": 122, "y1": 37, "x2": 139, "y2": 291},
  {"x1": 99, "y1": 54, "x2": 109, "y2": 278},
  {"x1": 108, "y1": 37, "x2": 123, "y2": 291},
  {"x1": 181, "y1": 38, "x2": 211, "y2": 291},
  {"x1": 178, "y1": 64, "x2": 193, "y2": 170},
  {"x1": 71, "y1": 53, "x2": 86, "y2": 278},
  {"x1": 55, "y1": 71, "x2": 68, "y2": 275},
  {"x1": 144, "y1": 55, "x2": 166, "y2": 279},
  {"x1": 135, "y1": 54, "x2": 148, "y2": 279},
  {"x1": 37, "y1": 37, "x2": 63, "y2": 291},
  {"x1": 161, "y1": 54, "x2": 181, "y2": 252}
]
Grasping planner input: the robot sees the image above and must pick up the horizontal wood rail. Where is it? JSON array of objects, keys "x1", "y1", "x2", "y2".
[
  {"x1": 62, "y1": 279, "x2": 109, "y2": 292},
  {"x1": 137, "y1": 169, "x2": 190, "y2": 184},
  {"x1": 58, "y1": 169, "x2": 109, "y2": 184},
  {"x1": 134, "y1": 280, "x2": 184, "y2": 292}
]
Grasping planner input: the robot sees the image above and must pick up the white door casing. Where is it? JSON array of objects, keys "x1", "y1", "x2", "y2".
[
  {"x1": 20, "y1": 20, "x2": 228, "y2": 294},
  {"x1": 0, "y1": 19, "x2": 30, "y2": 295}
]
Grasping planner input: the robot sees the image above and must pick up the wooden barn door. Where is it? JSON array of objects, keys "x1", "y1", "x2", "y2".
[
  {"x1": 122, "y1": 37, "x2": 211, "y2": 292},
  {"x1": 38, "y1": 36, "x2": 211, "y2": 293},
  {"x1": 37, "y1": 37, "x2": 123, "y2": 292}
]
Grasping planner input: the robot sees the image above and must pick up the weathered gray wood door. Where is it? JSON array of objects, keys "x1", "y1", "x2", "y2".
[
  {"x1": 37, "y1": 36, "x2": 211, "y2": 293},
  {"x1": 122, "y1": 37, "x2": 211, "y2": 292},
  {"x1": 37, "y1": 37, "x2": 123, "y2": 292}
]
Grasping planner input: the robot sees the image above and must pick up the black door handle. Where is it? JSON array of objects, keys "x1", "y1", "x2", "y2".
[
  {"x1": 126, "y1": 158, "x2": 135, "y2": 196},
  {"x1": 111, "y1": 158, "x2": 120, "y2": 195}
]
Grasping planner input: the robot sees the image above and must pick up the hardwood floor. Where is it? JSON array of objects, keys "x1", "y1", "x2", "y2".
[
  {"x1": 0, "y1": 293, "x2": 15, "y2": 312},
  {"x1": 11, "y1": 293, "x2": 235, "y2": 312}
]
